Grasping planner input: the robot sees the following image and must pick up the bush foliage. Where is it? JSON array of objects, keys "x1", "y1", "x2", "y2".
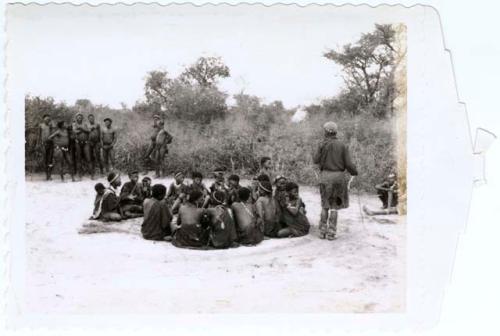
[{"x1": 25, "y1": 25, "x2": 402, "y2": 194}]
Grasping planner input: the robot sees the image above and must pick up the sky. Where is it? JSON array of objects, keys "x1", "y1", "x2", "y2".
[{"x1": 7, "y1": 4, "x2": 387, "y2": 109}]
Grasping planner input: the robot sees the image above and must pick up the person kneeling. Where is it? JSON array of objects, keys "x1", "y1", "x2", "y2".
[
  {"x1": 375, "y1": 172, "x2": 398, "y2": 209},
  {"x1": 231, "y1": 187, "x2": 264, "y2": 246},
  {"x1": 277, "y1": 182, "x2": 311, "y2": 238},
  {"x1": 206, "y1": 190, "x2": 238, "y2": 249},
  {"x1": 172, "y1": 189, "x2": 211, "y2": 249},
  {"x1": 141, "y1": 184, "x2": 173, "y2": 241}
]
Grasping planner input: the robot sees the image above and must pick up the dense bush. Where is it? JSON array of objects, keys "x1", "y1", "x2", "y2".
[
  {"x1": 25, "y1": 26, "x2": 403, "y2": 195},
  {"x1": 25, "y1": 94, "x2": 396, "y2": 194}
]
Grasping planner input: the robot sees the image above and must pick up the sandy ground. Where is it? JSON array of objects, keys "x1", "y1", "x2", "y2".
[{"x1": 24, "y1": 174, "x2": 406, "y2": 314}]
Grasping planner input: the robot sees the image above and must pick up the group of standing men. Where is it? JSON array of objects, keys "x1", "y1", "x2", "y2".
[
  {"x1": 38, "y1": 113, "x2": 117, "y2": 181},
  {"x1": 38, "y1": 113, "x2": 172, "y2": 181}
]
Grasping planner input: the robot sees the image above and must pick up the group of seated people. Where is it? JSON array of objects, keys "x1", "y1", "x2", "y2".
[{"x1": 89, "y1": 167, "x2": 310, "y2": 249}]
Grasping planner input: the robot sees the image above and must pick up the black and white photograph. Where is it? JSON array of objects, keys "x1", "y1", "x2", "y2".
[{"x1": 9, "y1": 3, "x2": 407, "y2": 315}]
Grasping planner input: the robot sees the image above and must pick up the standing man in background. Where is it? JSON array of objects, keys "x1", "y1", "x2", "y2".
[
  {"x1": 154, "y1": 119, "x2": 173, "y2": 178},
  {"x1": 38, "y1": 114, "x2": 54, "y2": 180},
  {"x1": 87, "y1": 114, "x2": 103, "y2": 176},
  {"x1": 101, "y1": 118, "x2": 117, "y2": 173},
  {"x1": 73, "y1": 113, "x2": 91, "y2": 178},
  {"x1": 143, "y1": 114, "x2": 162, "y2": 165},
  {"x1": 313, "y1": 121, "x2": 358, "y2": 240}
]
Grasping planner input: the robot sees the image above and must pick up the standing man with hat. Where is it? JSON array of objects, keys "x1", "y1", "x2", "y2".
[
  {"x1": 73, "y1": 113, "x2": 91, "y2": 178},
  {"x1": 154, "y1": 119, "x2": 173, "y2": 178},
  {"x1": 313, "y1": 121, "x2": 358, "y2": 240},
  {"x1": 143, "y1": 114, "x2": 162, "y2": 166},
  {"x1": 101, "y1": 117, "x2": 117, "y2": 173}
]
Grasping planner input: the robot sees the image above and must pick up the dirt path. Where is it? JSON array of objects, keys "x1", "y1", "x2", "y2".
[{"x1": 24, "y1": 176, "x2": 405, "y2": 313}]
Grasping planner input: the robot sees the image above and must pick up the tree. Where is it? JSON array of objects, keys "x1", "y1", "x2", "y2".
[
  {"x1": 324, "y1": 24, "x2": 396, "y2": 117},
  {"x1": 180, "y1": 56, "x2": 230, "y2": 87},
  {"x1": 144, "y1": 70, "x2": 174, "y2": 114},
  {"x1": 75, "y1": 98, "x2": 93, "y2": 112},
  {"x1": 143, "y1": 68, "x2": 228, "y2": 124}
]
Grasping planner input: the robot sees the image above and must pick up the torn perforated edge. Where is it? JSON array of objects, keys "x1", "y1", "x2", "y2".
[{"x1": 1, "y1": 1, "x2": 495, "y2": 332}]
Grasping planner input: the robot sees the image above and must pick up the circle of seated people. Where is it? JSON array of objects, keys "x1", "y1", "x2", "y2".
[{"x1": 89, "y1": 169, "x2": 311, "y2": 250}]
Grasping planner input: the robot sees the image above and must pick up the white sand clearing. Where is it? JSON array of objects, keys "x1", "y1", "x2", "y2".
[{"x1": 24, "y1": 176, "x2": 405, "y2": 314}]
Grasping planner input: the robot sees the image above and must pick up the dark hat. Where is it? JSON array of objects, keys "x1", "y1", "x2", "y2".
[
  {"x1": 274, "y1": 175, "x2": 287, "y2": 184},
  {"x1": 192, "y1": 171, "x2": 203, "y2": 179},
  {"x1": 214, "y1": 166, "x2": 226, "y2": 173},
  {"x1": 128, "y1": 169, "x2": 139, "y2": 175},
  {"x1": 174, "y1": 171, "x2": 184, "y2": 178},
  {"x1": 285, "y1": 181, "x2": 299, "y2": 192},
  {"x1": 103, "y1": 117, "x2": 112, "y2": 123},
  {"x1": 142, "y1": 176, "x2": 152, "y2": 182},
  {"x1": 75, "y1": 113, "x2": 83, "y2": 118},
  {"x1": 107, "y1": 171, "x2": 120, "y2": 183},
  {"x1": 153, "y1": 114, "x2": 161, "y2": 120}
]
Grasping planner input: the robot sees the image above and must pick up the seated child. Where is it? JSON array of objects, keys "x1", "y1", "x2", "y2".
[
  {"x1": 167, "y1": 171, "x2": 189, "y2": 213},
  {"x1": 119, "y1": 170, "x2": 145, "y2": 218},
  {"x1": 141, "y1": 184, "x2": 173, "y2": 241},
  {"x1": 277, "y1": 182, "x2": 310, "y2": 238},
  {"x1": 141, "y1": 176, "x2": 152, "y2": 199},
  {"x1": 273, "y1": 175, "x2": 288, "y2": 217},
  {"x1": 89, "y1": 183, "x2": 105, "y2": 220},
  {"x1": 172, "y1": 189, "x2": 211, "y2": 249},
  {"x1": 231, "y1": 187, "x2": 264, "y2": 246},
  {"x1": 226, "y1": 174, "x2": 241, "y2": 206},
  {"x1": 375, "y1": 173, "x2": 398, "y2": 209},
  {"x1": 255, "y1": 180, "x2": 281, "y2": 238},
  {"x1": 206, "y1": 190, "x2": 238, "y2": 249},
  {"x1": 189, "y1": 171, "x2": 210, "y2": 208},
  {"x1": 100, "y1": 171, "x2": 122, "y2": 221}
]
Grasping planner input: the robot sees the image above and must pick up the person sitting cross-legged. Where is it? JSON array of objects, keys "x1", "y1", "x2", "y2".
[
  {"x1": 277, "y1": 182, "x2": 311, "y2": 238},
  {"x1": 231, "y1": 187, "x2": 264, "y2": 246},
  {"x1": 206, "y1": 190, "x2": 238, "y2": 249},
  {"x1": 100, "y1": 172, "x2": 123, "y2": 222},
  {"x1": 119, "y1": 170, "x2": 145, "y2": 218},
  {"x1": 141, "y1": 184, "x2": 173, "y2": 241},
  {"x1": 255, "y1": 180, "x2": 281, "y2": 238},
  {"x1": 172, "y1": 189, "x2": 211, "y2": 249}
]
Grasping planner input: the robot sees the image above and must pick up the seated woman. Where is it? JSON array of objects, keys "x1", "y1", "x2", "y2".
[
  {"x1": 206, "y1": 190, "x2": 237, "y2": 249},
  {"x1": 141, "y1": 184, "x2": 172, "y2": 241},
  {"x1": 277, "y1": 182, "x2": 310, "y2": 238},
  {"x1": 100, "y1": 172, "x2": 123, "y2": 221},
  {"x1": 172, "y1": 189, "x2": 211, "y2": 249},
  {"x1": 231, "y1": 187, "x2": 264, "y2": 246},
  {"x1": 119, "y1": 170, "x2": 145, "y2": 218},
  {"x1": 255, "y1": 180, "x2": 281, "y2": 238}
]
